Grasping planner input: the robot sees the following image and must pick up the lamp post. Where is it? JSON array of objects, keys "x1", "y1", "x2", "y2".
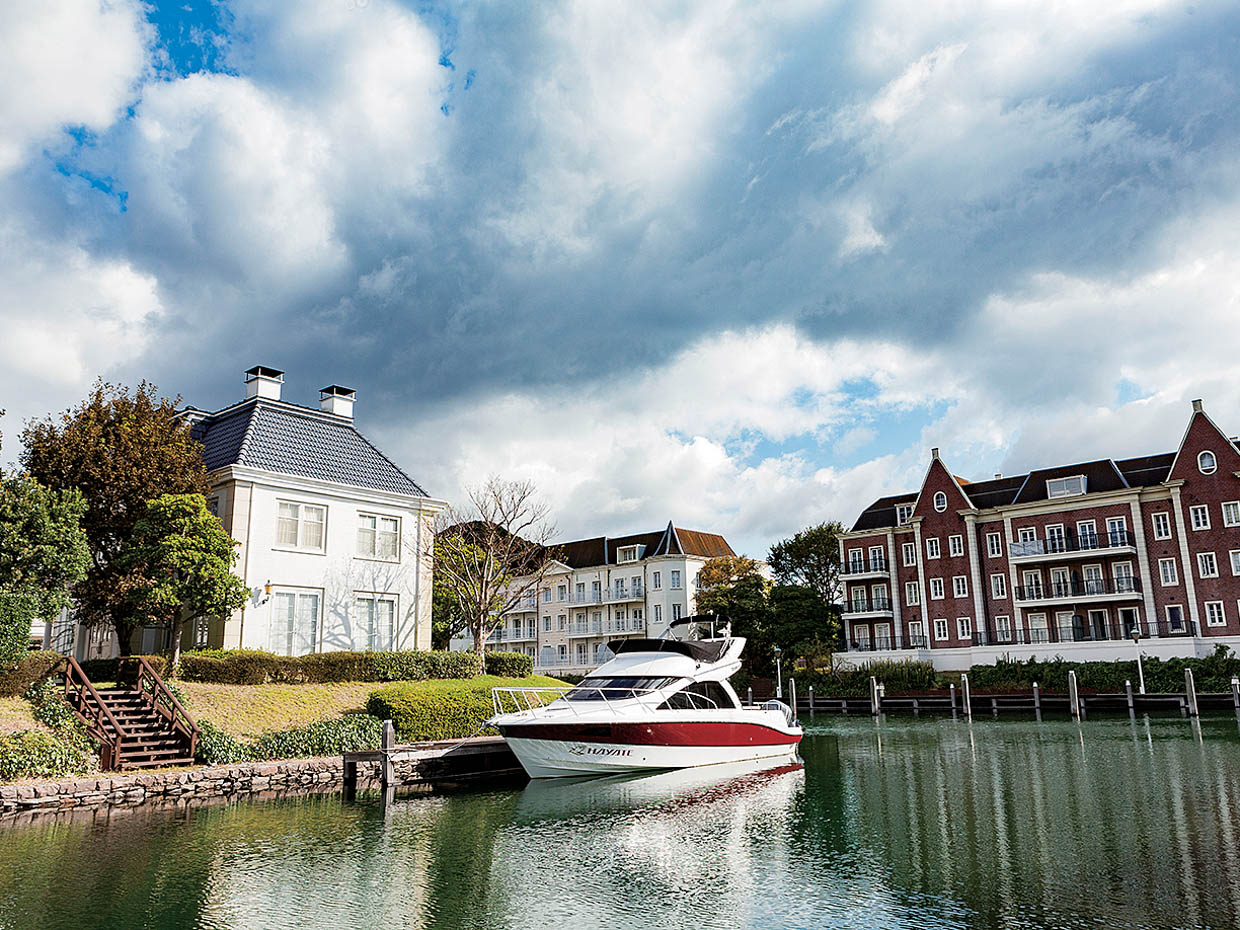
[
  {"x1": 1130, "y1": 625, "x2": 1146, "y2": 695},
  {"x1": 774, "y1": 645, "x2": 783, "y2": 700}
]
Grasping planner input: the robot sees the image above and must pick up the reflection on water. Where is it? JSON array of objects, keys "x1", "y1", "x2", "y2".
[{"x1": 1, "y1": 715, "x2": 1239, "y2": 929}]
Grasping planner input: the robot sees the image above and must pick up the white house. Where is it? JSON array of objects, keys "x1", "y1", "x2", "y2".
[{"x1": 49, "y1": 365, "x2": 446, "y2": 658}]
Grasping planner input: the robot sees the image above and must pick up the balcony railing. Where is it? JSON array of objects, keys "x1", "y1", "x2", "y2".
[
  {"x1": 843, "y1": 558, "x2": 889, "y2": 576},
  {"x1": 844, "y1": 595, "x2": 893, "y2": 615},
  {"x1": 1014, "y1": 576, "x2": 1141, "y2": 603},
  {"x1": 847, "y1": 633, "x2": 928, "y2": 652},
  {"x1": 1009, "y1": 529, "x2": 1136, "y2": 559}
]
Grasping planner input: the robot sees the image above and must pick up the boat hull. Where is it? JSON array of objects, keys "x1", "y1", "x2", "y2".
[{"x1": 498, "y1": 720, "x2": 802, "y2": 778}]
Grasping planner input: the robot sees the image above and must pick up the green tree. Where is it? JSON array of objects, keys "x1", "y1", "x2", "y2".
[
  {"x1": 696, "y1": 557, "x2": 775, "y2": 672},
  {"x1": 767, "y1": 521, "x2": 844, "y2": 607},
  {"x1": 768, "y1": 584, "x2": 833, "y2": 664},
  {"x1": 432, "y1": 571, "x2": 468, "y2": 650},
  {"x1": 21, "y1": 381, "x2": 209, "y2": 654},
  {"x1": 118, "y1": 494, "x2": 248, "y2": 666}
]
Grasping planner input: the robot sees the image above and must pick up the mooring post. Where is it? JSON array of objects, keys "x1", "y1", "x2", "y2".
[
  {"x1": 1185, "y1": 668, "x2": 1199, "y2": 718},
  {"x1": 991, "y1": 697, "x2": 998, "y2": 717},
  {"x1": 1068, "y1": 671, "x2": 1081, "y2": 721},
  {"x1": 961, "y1": 673, "x2": 972, "y2": 718},
  {"x1": 808, "y1": 685, "x2": 815, "y2": 714},
  {"x1": 870, "y1": 675, "x2": 880, "y2": 716},
  {"x1": 748, "y1": 686, "x2": 753, "y2": 706},
  {"x1": 381, "y1": 719, "x2": 396, "y2": 787},
  {"x1": 790, "y1": 678, "x2": 798, "y2": 721},
  {"x1": 950, "y1": 682, "x2": 957, "y2": 714},
  {"x1": 1231, "y1": 675, "x2": 1240, "y2": 711},
  {"x1": 1125, "y1": 679, "x2": 1135, "y2": 715}
]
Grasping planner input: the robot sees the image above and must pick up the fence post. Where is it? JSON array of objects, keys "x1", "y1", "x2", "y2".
[
  {"x1": 1185, "y1": 668, "x2": 1199, "y2": 718},
  {"x1": 949, "y1": 683, "x2": 957, "y2": 713},
  {"x1": 790, "y1": 678, "x2": 798, "y2": 721},
  {"x1": 1231, "y1": 675, "x2": 1239, "y2": 711},
  {"x1": 1033, "y1": 681, "x2": 1041, "y2": 721},
  {"x1": 1125, "y1": 679, "x2": 1134, "y2": 713},
  {"x1": 870, "y1": 675, "x2": 880, "y2": 716},
  {"x1": 808, "y1": 685, "x2": 815, "y2": 714},
  {"x1": 961, "y1": 673, "x2": 972, "y2": 718},
  {"x1": 1068, "y1": 671, "x2": 1081, "y2": 721},
  {"x1": 381, "y1": 719, "x2": 396, "y2": 787}
]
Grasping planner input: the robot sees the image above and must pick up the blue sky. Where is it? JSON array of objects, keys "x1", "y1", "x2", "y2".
[{"x1": 2, "y1": 0, "x2": 1240, "y2": 556}]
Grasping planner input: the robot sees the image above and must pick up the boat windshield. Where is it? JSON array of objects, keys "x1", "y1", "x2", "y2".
[{"x1": 564, "y1": 677, "x2": 679, "y2": 701}]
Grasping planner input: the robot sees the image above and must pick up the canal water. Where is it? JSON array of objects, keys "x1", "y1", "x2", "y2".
[{"x1": 2, "y1": 714, "x2": 1239, "y2": 930}]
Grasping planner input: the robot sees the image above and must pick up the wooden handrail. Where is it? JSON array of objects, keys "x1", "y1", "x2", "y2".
[
  {"x1": 137, "y1": 656, "x2": 200, "y2": 753},
  {"x1": 63, "y1": 656, "x2": 128, "y2": 768},
  {"x1": 64, "y1": 656, "x2": 129, "y2": 741}
]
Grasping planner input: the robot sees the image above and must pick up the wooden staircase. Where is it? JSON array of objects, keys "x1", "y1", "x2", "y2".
[{"x1": 63, "y1": 656, "x2": 200, "y2": 770}]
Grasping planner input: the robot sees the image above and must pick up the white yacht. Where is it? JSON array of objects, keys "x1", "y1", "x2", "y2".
[{"x1": 489, "y1": 616, "x2": 802, "y2": 778}]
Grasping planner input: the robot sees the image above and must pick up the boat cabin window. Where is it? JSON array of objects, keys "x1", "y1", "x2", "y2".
[
  {"x1": 658, "y1": 680, "x2": 736, "y2": 711},
  {"x1": 564, "y1": 677, "x2": 678, "y2": 701}
]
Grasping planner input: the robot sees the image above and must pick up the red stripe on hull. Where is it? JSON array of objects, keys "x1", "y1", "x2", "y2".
[{"x1": 498, "y1": 721, "x2": 801, "y2": 747}]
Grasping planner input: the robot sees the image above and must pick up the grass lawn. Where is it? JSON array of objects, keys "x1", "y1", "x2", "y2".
[
  {"x1": 0, "y1": 697, "x2": 46, "y2": 736},
  {"x1": 177, "y1": 681, "x2": 379, "y2": 739}
]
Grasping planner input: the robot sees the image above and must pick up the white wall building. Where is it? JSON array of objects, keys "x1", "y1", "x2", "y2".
[
  {"x1": 50, "y1": 366, "x2": 446, "y2": 658},
  {"x1": 451, "y1": 522, "x2": 740, "y2": 675}
]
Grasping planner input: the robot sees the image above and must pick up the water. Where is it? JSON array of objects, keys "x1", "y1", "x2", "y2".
[{"x1": 3, "y1": 714, "x2": 1240, "y2": 930}]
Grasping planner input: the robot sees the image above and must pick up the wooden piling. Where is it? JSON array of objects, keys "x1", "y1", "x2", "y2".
[
  {"x1": 381, "y1": 719, "x2": 396, "y2": 786},
  {"x1": 949, "y1": 683, "x2": 957, "y2": 713},
  {"x1": 961, "y1": 674, "x2": 972, "y2": 718},
  {"x1": 747, "y1": 686, "x2": 753, "y2": 706},
  {"x1": 1126, "y1": 679, "x2": 1134, "y2": 712},
  {"x1": 808, "y1": 685, "x2": 815, "y2": 713},
  {"x1": 1068, "y1": 671, "x2": 1081, "y2": 721},
  {"x1": 790, "y1": 678, "x2": 797, "y2": 720},
  {"x1": 1185, "y1": 668, "x2": 1199, "y2": 718}
]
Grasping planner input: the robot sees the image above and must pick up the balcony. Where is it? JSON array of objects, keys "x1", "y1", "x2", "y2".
[
  {"x1": 1008, "y1": 530, "x2": 1137, "y2": 564},
  {"x1": 842, "y1": 595, "x2": 893, "y2": 619},
  {"x1": 847, "y1": 633, "x2": 928, "y2": 653},
  {"x1": 842, "y1": 557, "x2": 890, "y2": 579},
  {"x1": 1014, "y1": 576, "x2": 1142, "y2": 606},
  {"x1": 981, "y1": 616, "x2": 1197, "y2": 646}
]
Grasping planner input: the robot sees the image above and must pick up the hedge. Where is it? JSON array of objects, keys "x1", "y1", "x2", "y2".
[
  {"x1": 79, "y1": 655, "x2": 171, "y2": 685},
  {"x1": 966, "y1": 645, "x2": 1240, "y2": 694},
  {"x1": 802, "y1": 660, "x2": 939, "y2": 697},
  {"x1": 195, "y1": 715, "x2": 385, "y2": 765},
  {"x1": 178, "y1": 648, "x2": 485, "y2": 685},
  {"x1": 0, "y1": 730, "x2": 93, "y2": 782},
  {"x1": 482, "y1": 651, "x2": 533, "y2": 678},
  {"x1": 0, "y1": 651, "x2": 63, "y2": 697},
  {"x1": 367, "y1": 675, "x2": 567, "y2": 742}
]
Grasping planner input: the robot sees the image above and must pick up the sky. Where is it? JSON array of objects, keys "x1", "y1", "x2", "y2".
[{"x1": 2, "y1": 0, "x2": 1239, "y2": 558}]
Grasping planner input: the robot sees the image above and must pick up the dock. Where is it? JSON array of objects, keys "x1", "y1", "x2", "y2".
[{"x1": 342, "y1": 730, "x2": 524, "y2": 796}]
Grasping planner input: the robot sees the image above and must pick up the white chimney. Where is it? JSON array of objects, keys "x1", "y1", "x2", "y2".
[
  {"x1": 931, "y1": 447, "x2": 940, "y2": 460},
  {"x1": 1191, "y1": 398, "x2": 1203, "y2": 413},
  {"x1": 319, "y1": 384, "x2": 356, "y2": 419},
  {"x1": 245, "y1": 365, "x2": 284, "y2": 400}
]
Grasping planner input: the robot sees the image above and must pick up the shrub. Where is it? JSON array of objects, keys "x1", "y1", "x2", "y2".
[
  {"x1": 194, "y1": 715, "x2": 385, "y2": 765},
  {"x1": 804, "y1": 660, "x2": 938, "y2": 697},
  {"x1": 967, "y1": 646, "x2": 1240, "y2": 694},
  {"x1": 25, "y1": 678, "x2": 96, "y2": 755},
  {"x1": 178, "y1": 648, "x2": 484, "y2": 685},
  {"x1": 0, "y1": 730, "x2": 93, "y2": 781},
  {"x1": 367, "y1": 675, "x2": 566, "y2": 742},
  {"x1": 483, "y1": 651, "x2": 533, "y2": 678},
  {"x1": 0, "y1": 651, "x2": 63, "y2": 697},
  {"x1": 0, "y1": 589, "x2": 42, "y2": 670},
  {"x1": 78, "y1": 654, "x2": 171, "y2": 686}
]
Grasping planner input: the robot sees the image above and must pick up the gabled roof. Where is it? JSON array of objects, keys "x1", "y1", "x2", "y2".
[
  {"x1": 851, "y1": 493, "x2": 917, "y2": 532},
  {"x1": 1115, "y1": 452, "x2": 1175, "y2": 487},
  {"x1": 191, "y1": 397, "x2": 429, "y2": 497},
  {"x1": 553, "y1": 522, "x2": 735, "y2": 569},
  {"x1": 1011, "y1": 458, "x2": 1128, "y2": 505}
]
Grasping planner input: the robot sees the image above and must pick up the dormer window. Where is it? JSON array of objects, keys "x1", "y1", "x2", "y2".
[
  {"x1": 617, "y1": 546, "x2": 642, "y2": 563},
  {"x1": 1046, "y1": 476, "x2": 1086, "y2": 499},
  {"x1": 896, "y1": 504, "x2": 913, "y2": 524},
  {"x1": 1199, "y1": 451, "x2": 1218, "y2": 475},
  {"x1": 933, "y1": 492, "x2": 947, "y2": 513}
]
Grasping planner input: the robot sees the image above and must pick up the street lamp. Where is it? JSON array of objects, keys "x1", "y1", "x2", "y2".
[
  {"x1": 1130, "y1": 625, "x2": 1146, "y2": 695},
  {"x1": 774, "y1": 645, "x2": 783, "y2": 700}
]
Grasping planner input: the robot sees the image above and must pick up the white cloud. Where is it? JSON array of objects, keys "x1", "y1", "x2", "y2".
[{"x1": 0, "y1": 0, "x2": 148, "y2": 172}]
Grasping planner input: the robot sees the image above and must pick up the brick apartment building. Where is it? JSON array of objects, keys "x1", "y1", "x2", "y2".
[{"x1": 838, "y1": 399, "x2": 1240, "y2": 670}]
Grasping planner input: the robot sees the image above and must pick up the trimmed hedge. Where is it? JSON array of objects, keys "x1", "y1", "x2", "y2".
[
  {"x1": 0, "y1": 651, "x2": 63, "y2": 697},
  {"x1": 803, "y1": 659, "x2": 939, "y2": 697},
  {"x1": 483, "y1": 651, "x2": 533, "y2": 678},
  {"x1": 195, "y1": 715, "x2": 385, "y2": 765},
  {"x1": 179, "y1": 648, "x2": 485, "y2": 685},
  {"x1": 79, "y1": 654, "x2": 171, "y2": 685},
  {"x1": 367, "y1": 675, "x2": 566, "y2": 742},
  {"x1": 967, "y1": 645, "x2": 1240, "y2": 694}
]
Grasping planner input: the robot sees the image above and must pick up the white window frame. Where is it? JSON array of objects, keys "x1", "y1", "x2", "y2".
[
  {"x1": 905, "y1": 581, "x2": 920, "y2": 606},
  {"x1": 1166, "y1": 604, "x2": 1186, "y2": 632},
  {"x1": 994, "y1": 615, "x2": 1011, "y2": 643},
  {"x1": 1046, "y1": 475, "x2": 1086, "y2": 498},
  {"x1": 896, "y1": 504, "x2": 914, "y2": 525},
  {"x1": 956, "y1": 617, "x2": 971, "y2": 640},
  {"x1": 670, "y1": 570, "x2": 682, "y2": 589},
  {"x1": 1198, "y1": 551, "x2": 1219, "y2": 578},
  {"x1": 990, "y1": 573, "x2": 1007, "y2": 599},
  {"x1": 542, "y1": 615, "x2": 551, "y2": 632},
  {"x1": 652, "y1": 571, "x2": 662, "y2": 589},
  {"x1": 948, "y1": 534, "x2": 964, "y2": 557},
  {"x1": 986, "y1": 532, "x2": 1002, "y2": 558},
  {"x1": 926, "y1": 537, "x2": 941, "y2": 560},
  {"x1": 355, "y1": 593, "x2": 397, "y2": 652},
  {"x1": 671, "y1": 603, "x2": 683, "y2": 621},
  {"x1": 356, "y1": 512, "x2": 400, "y2": 561},
  {"x1": 952, "y1": 575, "x2": 968, "y2": 598},
  {"x1": 1199, "y1": 450, "x2": 1218, "y2": 475},
  {"x1": 653, "y1": 604, "x2": 662, "y2": 623},
  {"x1": 902, "y1": 542, "x2": 916, "y2": 567},
  {"x1": 933, "y1": 491, "x2": 948, "y2": 513},
  {"x1": 1223, "y1": 501, "x2": 1240, "y2": 527},
  {"x1": 1158, "y1": 558, "x2": 1179, "y2": 586},
  {"x1": 276, "y1": 501, "x2": 327, "y2": 552},
  {"x1": 933, "y1": 618, "x2": 949, "y2": 641},
  {"x1": 929, "y1": 577, "x2": 945, "y2": 600},
  {"x1": 1151, "y1": 512, "x2": 1171, "y2": 540},
  {"x1": 1190, "y1": 504, "x2": 1210, "y2": 531},
  {"x1": 1231, "y1": 550, "x2": 1240, "y2": 577},
  {"x1": 1204, "y1": 600, "x2": 1226, "y2": 628},
  {"x1": 268, "y1": 587, "x2": 322, "y2": 657},
  {"x1": 868, "y1": 545, "x2": 886, "y2": 569}
]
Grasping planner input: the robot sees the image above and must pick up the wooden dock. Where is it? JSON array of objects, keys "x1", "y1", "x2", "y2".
[{"x1": 342, "y1": 731, "x2": 524, "y2": 796}]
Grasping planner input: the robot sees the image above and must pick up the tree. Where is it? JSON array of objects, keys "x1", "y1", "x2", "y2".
[
  {"x1": 433, "y1": 477, "x2": 558, "y2": 653},
  {"x1": 696, "y1": 556, "x2": 774, "y2": 671},
  {"x1": 21, "y1": 381, "x2": 209, "y2": 654},
  {"x1": 696, "y1": 555, "x2": 764, "y2": 590},
  {"x1": 767, "y1": 521, "x2": 845, "y2": 608},
  {"x1": 431, "y1": 572, "x2": 467, "y2": 650},
  {"x1": 118, "y1": 494, "x2": 248, "y2": 666}
]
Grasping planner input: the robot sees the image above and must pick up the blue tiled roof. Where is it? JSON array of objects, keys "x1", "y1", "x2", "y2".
[{"x1": 191, "y1": 399, "x2": 428, "y2": 497}]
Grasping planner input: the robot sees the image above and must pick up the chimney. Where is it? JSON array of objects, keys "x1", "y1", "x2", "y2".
[
  {"x1": 319, "y1": 384, "x2": 356, "y2": 419},
  {"x1": 245, "y1": 365, "x2": 284, "y2": 400},
  {"x1": 931, "y1": 447, "x2": 940, "y2": 460},
  {"x1": 994, "y1": 473, "x2": 1002, "y2": 479},
  {"x1": 1191, "y1": 398, "x2": 1203, "y2": 413}
]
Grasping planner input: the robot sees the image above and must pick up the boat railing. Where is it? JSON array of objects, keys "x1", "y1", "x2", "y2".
[
  {"x1": 751, "y1": 699, "x2": 795, "y2": 727},
  {"x1": 491, "y1": 686, "x2": 723, "y2": 719}
]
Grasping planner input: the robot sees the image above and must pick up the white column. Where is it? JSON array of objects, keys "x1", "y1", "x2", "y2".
[
  {"x1": 886, "y1": 530, "x2": 903, "y2": 650},
  {"x1": 1130, "y1": 497, "x2": 1158, "y2": 638},
  {"x1": 1003, "y1": 515, "x2": 1022, "y2": 641},
  {"x1": 1170, "y1": 484, "x2": 1201, "y2": 634},
  {"x1": 965, "y1": 513, "x2": 987, "y2": 646},
  {"x1": 913, "y1": 519, "x2": 929, "y2": 648}
]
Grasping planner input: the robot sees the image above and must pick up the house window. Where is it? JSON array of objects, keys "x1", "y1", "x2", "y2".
[
  {"x1": 986, "y1": 533, "x2": 1002, "y2": 557},
  {"x1": 357, "y1": 513, "x2": 400, "y2": 559},
  {"x1": 618, "y1": 546, "x2": 639, "y2": 563},
  {"x1": 933, "y1": 619, "x2": 949, "y2": 641},
  {"x1": 269, "y1": 589, "x2": 321, "y2": 656},
  {"x1": 557, "y1": 585, "x2": 567, "y2": 601},
  {"x1": 276, "y1": 502, "x2": 326, "y2": 551},
  {"x1": 633, "y1": 607, "x2": 643, "y2": 621},
  {"x1": 1166, "y1": 605, "x2": 1186, "y2": 632},
  {"x1": 1231, "y1": 550, "x2": 1240, "y2": 576},
  {"x1": 956, "y1": 617, "x2": 971, "y2": 640},
  {"x1": 902, "y1": 542, "x2": 916, "y2": 566},
  {"x1": 933, "y1": 491, "x2": 947, "y2": 512},
  {"x1": 994, "y1": 616, "x2": 1011, "y2": 643},
  {"x1": 1205, "y1": 601, "x2": 1226, "y2": 627},
  {"x1": 355, "y1": 594, "x2": 397, "y2": 651},
  {"x1": 542, "y1": 589, "x2": 551, "y2": 602},
  {"x1": 1198, "y1": 552, "x2": 1219, "y2": 578},
  {"x1": 543, "y1": 615, "x2": 551, "y2": 632},
  {"x1": 558, "y1": 614, "x2": 566, "y2": 630},
  {"x1": 1076, "y1": 521, "x2": 1097, "y2": 548},
  {"x1": 1152, "y1": 513, "x2": 1171, "y2": 540},
  {"x1": 652, "y1": 571, "x2": 662, "y2": 589},
  {"x1": 991, "y1": 574, "x2": 1007, "y2": 599},
  {"x1": 1105, "y1": 517, "x2": 1127, "y2": 545},
  {"x1": 558, "y1": 644, "x2": 567, "y2": 660},
  {"x1": 1046, "y1": 475, "x2": 1086, "y2": 498},
  {"x1": 671, "y1": 571, "x2": 682, "y2": 589},
  {"x1": 1159, "y1": 558, "x2": 1179, "y2": 586},
  {"x1": 926, "y1": 537, "x2": 941, "y2": 559},
  {"x1": 868, "y1": 545, "x2": 886, "y2": 570},
  {"x1": 1199, "y1": 451, "x2": 1217, "y2": 475},
  {"x1": 1223, "y1": 502, "x2": 1240, "y2": 527},
  {"x1": 896, "y1": 504, "x2": 914, "y2": 525},
  {"x1": 952, "y1": 576, "x2": 968, "y2": 598},
  {"x1": 1190, "y1": 505, "x2": 1210, "y2": 531},
  {"x1": 653, "y1": 604, "x2": 663, "y2": 623},
  {"x1": 929, "y1": 578, "x2": 944, "y2": 600},
  {"x1": 192, "y1": 618, "x2": 211, "y2": 649},
  {"x1": 671, "y1": 603, "x2": 682, "y2": 621},
  {"x1": 948, "y1": 535, "x2": 964, "y2": 557},
  {"x1": 905, "y1": 581, "x2": 920, "y2": 606}
]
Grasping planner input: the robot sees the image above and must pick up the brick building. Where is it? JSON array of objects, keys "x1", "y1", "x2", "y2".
[{"x1": 838, "y1": 399, "x2": 1240, "y2": 670}]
